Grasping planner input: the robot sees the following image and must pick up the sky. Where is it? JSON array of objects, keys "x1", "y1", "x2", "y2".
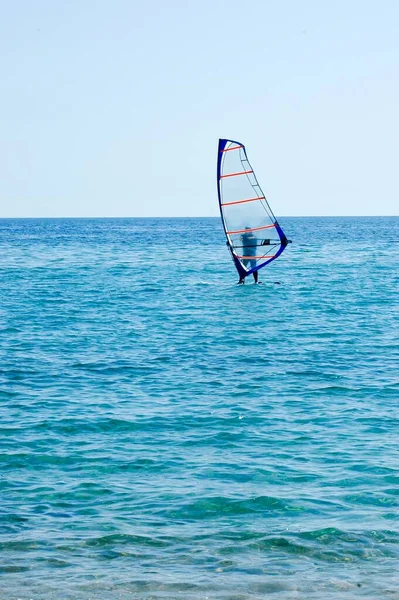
[{"x1": 1, "y1": 0, "x2": 398, "y2": 217}]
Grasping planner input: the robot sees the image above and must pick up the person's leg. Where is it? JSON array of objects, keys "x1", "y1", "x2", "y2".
[
  {"x1": 239, "y1": 260, "x2": 249, "y2": 284},
  {"x1": 253, "y1": 270, "x2": 258, "y2": 283}
]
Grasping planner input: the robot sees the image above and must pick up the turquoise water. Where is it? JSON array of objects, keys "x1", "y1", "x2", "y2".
[{"x1": 0, "y1": 217, "x2": 398, "y2": 600}]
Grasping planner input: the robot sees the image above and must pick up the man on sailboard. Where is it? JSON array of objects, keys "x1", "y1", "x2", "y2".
[{"x1": 238, "y1": 227, "x2": 259, "y2": 284}]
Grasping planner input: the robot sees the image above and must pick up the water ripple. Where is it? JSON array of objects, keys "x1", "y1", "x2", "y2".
[{"x1": 0, "y1": 217, "x2": 398, "y2": 599}]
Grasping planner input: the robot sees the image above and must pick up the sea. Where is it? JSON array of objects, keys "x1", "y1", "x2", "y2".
[{"x1": 0, "y1": 217, "x2": 398, "y2": 600}]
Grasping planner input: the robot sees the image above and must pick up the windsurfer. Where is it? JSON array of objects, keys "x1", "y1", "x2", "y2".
[{"x1": 238, "y1": 227, "x2": 259, "y2": 284}]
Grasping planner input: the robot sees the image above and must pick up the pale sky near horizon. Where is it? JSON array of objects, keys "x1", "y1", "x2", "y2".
[{"x1": 1, "y1": 0, "x2": 398, "y2": 217}]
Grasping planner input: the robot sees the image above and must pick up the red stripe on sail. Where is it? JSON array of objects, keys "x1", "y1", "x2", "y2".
[
  {"x1": 221, "y1": 196, "x2": 265, "y2": 207},
  {"x1": 220, "y1": 145, "x2": 243, "y2": 152},
  {"x1": 236, "y1": 255, "x2": 276, "y2": 260},
  {"x1": 220, "y1": 170, "x2": 253, "y2": 179},
  {"x1": 227, "y1": 224, "x2": 276, "y2": 235}
]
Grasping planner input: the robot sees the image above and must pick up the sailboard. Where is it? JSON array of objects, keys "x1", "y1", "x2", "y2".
[{"x1": 217, "y1": 138, "x2": 290, "y2": 280}]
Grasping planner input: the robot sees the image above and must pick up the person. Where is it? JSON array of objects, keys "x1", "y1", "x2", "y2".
[{"x1": 238, "y1": 227, "x2": 259, "y2": 284}]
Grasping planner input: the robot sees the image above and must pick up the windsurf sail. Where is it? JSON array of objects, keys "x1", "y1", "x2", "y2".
[{"x1": 217, "y1": 138, "x2": 290, "y2": 280}]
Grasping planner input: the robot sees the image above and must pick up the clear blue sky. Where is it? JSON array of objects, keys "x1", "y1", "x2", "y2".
[{"x1": 1, "y1": 0, "x2": 398, "y2": 217}]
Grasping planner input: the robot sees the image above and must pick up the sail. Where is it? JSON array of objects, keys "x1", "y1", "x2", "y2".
[{"x1": 217, "y1": 138, "x2": 289, "y2": 279}]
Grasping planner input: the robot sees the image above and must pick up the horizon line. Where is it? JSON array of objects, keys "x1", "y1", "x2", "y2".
[{"x1": 0, "y1": 215, "x2": 398, "y2": 220}]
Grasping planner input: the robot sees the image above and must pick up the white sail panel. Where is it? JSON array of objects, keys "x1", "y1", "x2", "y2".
[{"x1": 217, "y1": 139, "x2": 288, "y2": 279}]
